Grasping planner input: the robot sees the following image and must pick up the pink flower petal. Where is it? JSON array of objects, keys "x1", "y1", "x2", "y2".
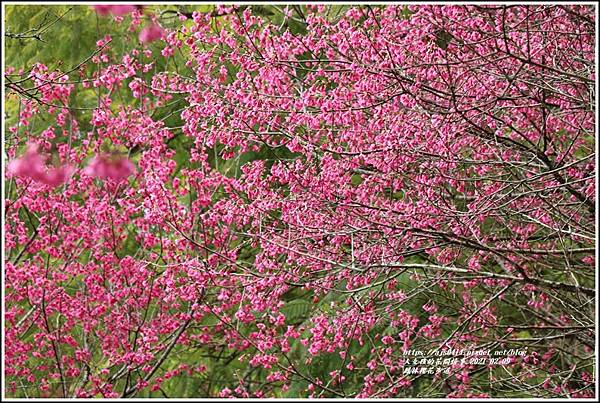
[
  {"x1": 139, "y1": 23, "x2": 164, "y2": 43},
  {"x1": 8, "y1": 143, "x2": 73, "y2": 187},
  {"x1": 109, "y1": 5, "x2": 137, "y2": 16},
  {"x1": 85, "y1": 155, "x2": 136, "y2": 182},
  {"x1": 91, "y1": 5, "x2": 137, "y2": 16}
]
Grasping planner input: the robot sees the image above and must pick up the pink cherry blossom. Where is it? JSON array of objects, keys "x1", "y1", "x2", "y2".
[
  {"x1": 83, "y1": 154, "x2": 136, "y2": 182},
  {"x1": 109, "y1": 5, "x2": 138, "y2": 15},
  {"x1": 91, "y1": 5, "x2": 137, "y2": 16},
  {"x1": 91, "y1": 5, "x2": 112, "y2": 15},
  {"x1": 7, "y1": 143, "x2": 73, "y2": 187},
  {"x1": 139, "y1": 23, "x2": 164, "y2": 43}
]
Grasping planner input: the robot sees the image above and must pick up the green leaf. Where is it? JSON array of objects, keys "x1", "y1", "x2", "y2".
[{"x1": 281, "y1": 299, "x2": 312, "y2": 322}]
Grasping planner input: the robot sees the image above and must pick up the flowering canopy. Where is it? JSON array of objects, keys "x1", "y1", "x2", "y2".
[{"x1": 4, "y1": 4, "x2": 596, "y2": 398}]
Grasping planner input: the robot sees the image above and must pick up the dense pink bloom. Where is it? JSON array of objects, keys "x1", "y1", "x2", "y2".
[
  {"x1": 84, "y1": 155, "x2": 136, "y2": 182},
  {"x1": 8, "y1": 143, "x2": 73, "y2": 187},
  {"x1": 139, "y1": 23, "x2": 164, "y2": 43}
]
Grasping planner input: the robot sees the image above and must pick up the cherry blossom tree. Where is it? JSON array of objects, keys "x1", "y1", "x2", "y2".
[{"x1": 4, "y1": 4, "x2": 596, "y2": 398}]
